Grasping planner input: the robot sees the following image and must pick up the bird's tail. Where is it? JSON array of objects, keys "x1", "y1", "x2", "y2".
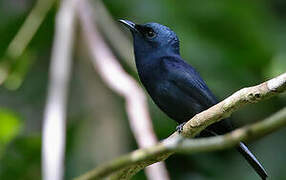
[{"x1": 237, "y1": 142, "x2": 268, "y2": 180}]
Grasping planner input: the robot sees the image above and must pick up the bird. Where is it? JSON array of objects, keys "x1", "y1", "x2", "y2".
[{"x1": 119, "y1": 19, "x2": 268, "y2": 180}]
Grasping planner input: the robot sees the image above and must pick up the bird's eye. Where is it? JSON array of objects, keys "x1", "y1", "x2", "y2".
[{"x1": 145, "y1": 29, "x2": 156, "y2": 39}]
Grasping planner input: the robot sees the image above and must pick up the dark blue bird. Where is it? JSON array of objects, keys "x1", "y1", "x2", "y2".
[{"x1": 119, "y1": 19, "x2": 267, "y2": 179}]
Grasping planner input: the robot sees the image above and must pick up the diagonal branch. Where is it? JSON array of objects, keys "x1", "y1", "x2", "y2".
[
  {"x1": 91, "y1": 0, "x2": 136, "y2": 71},
  {"x1": 6, "y1": 0, "x2": 55, "y2": 59},
  {"x1": 0, "y1": 0, "x2": 56, "y2": 84},
  {"x1": 180, "y1": 72, "x2": 286, "y2": 138},
  {"x1": 77, "y1": 0, "x2": 169, "y2": 179},
  {"x1": 74, "y1": 72, "x2": 286, "y2": 180},
  {"x1": 75, "y1": 106, "x2": 286, "y2": 180}
]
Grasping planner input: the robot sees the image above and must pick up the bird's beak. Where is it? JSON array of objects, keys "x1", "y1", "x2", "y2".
[{"x1": 118, "y1": 19, "x2": 138, "y2": 33}]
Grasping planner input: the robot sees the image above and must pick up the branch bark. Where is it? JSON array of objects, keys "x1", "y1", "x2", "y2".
[
  {"x1": 74, "y1": 72, "x2": 286, "y2": 180},
  {"x1": 180, "y1": 72, "x2": 286, "y2": 138},
  {"x1": 76, "y1": 106, "x2": 286, "y2": 180}
]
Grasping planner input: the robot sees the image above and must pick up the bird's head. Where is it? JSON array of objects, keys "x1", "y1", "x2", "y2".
[{"x1": 119, "y1": 20, "x2": 180, "y2": 58}]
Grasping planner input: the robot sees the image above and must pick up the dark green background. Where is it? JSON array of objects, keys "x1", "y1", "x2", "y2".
[{"x1": 0, "y1": 0, "x2": 286, "y2": 179}]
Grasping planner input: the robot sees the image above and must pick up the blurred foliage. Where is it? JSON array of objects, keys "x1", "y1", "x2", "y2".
[
  {"x1": 3, "y1": 51, "x2": 36, "y2": 90},
  {"x1": 0, "y1": 108, "x2": 22, "y2": 153},
  {"x1": 0, "y1": 136, "x2": 41, "y2": 180},
  {"x1": 0, "y1": 0, "x2": 286, "y2": 179}
]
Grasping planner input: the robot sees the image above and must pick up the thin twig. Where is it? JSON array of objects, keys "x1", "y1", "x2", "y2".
[
  {"x1": 42, "y1": 0, "x2": 78, "y2": 180},
  {"x1": 6, "y1": 0, "x2": 55, "y2": 59},
  {"x1": 0, "y1": 0, "x2": 56, "y2": 84},
  {"x1": 78, "y1": 0, "x2": 169, "y2": 180}
]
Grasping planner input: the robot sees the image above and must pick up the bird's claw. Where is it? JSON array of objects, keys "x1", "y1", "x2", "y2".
[{"x1": 176, "y1": 122, "x2": 186, "y2": 133}]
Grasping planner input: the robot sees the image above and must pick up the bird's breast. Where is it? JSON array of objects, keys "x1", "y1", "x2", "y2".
[
  {"x1": 136, "y1": 59, "x2": 199, "y2": 123},
  {"x1": 144, "y1": 77, "x2": 198, "y2": 123}
]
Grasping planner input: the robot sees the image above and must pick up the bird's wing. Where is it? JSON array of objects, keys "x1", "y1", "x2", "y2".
[
  {"x1": 162, "y1": 57, "x2": 234, "y2": 135},
  {"x1": 162, "y1": 57, "x2": 218, "y2": 109}
]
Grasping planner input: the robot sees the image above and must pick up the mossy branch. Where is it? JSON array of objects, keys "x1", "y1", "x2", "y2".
[{"x1": 75, "y1": 72, "x2": 286, "y2": 180}]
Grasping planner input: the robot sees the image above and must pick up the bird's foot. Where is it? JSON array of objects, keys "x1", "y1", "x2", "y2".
[{"x1": 176, "y1": 122, "x2": 186, "y2": 133}]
